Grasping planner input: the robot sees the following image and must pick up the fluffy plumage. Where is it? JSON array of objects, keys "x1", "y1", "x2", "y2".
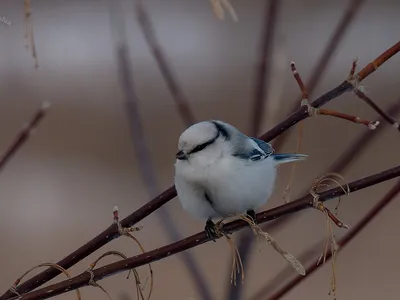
[{"x1": 174, "y1": 120, "x2": 307, "y2": 222}]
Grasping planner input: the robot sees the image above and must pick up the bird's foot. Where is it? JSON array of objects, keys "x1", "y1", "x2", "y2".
[
  {"x1": 246, "y1": 209, "x2": 257, "y2": 224},
  {"x1": 205, "y1": 219, "x2": 222, "y2": 242}
]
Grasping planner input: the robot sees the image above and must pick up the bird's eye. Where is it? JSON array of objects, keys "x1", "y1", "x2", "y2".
[{"x1": 190, "y1": 142, "x2": 209, "y2": 154}]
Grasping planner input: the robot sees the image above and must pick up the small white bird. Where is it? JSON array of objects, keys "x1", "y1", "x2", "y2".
[{"x1": 174, "y1": 120, "x2": 307, "y2": 240}]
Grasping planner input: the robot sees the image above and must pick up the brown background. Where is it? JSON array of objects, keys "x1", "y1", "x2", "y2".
[{"x1": 0, "y1": 0, "x2": 399, "y2": 299}]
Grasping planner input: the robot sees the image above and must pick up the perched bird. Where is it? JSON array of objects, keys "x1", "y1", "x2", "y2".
[{"x1": 174, "y1": 120, "x2": 307, "y2": 240}]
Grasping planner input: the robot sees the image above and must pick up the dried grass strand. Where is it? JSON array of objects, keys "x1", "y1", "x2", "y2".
[{"x1": 10, "y1": 263, "x2": 81, "y2": 300}]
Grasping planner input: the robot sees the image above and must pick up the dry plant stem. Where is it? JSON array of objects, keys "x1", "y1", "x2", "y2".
[
  {"x1": 250, "y1": 0, "x2": 280, "y2": 136},
  {"x1": 8, "y1": 165, "x2": 400, "y2": 300},
  {"x1": 209, "y1": 0, "x2": 238, "y2": 22},
  {"x1": 355, "y1": 90, "x2": 400, "y2": 130},
  {"x1": 266, "y1": 179, "x2": 400, "y2": 300},
  {"x1": 88, "y1": 251, "x2": 145, "y2": 300},
  {"x1": 0, "y1": 102, "x2": 49, "y2": 172},
  {"x1": 134, "y1": 0, "x2": 196, "y2": 126},
  {"x1": 9, "y1": 263, "x2": 81, "y2": 300},
  {"x1": 3, "y1": 41, "x2": 399, "y2": 300},
  {"x1": 24, "y1": 0, "x2": 38, "y2": 68}
]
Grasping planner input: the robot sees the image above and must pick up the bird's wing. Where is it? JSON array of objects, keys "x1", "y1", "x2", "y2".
[
  {"x1": 232, "y1": 138, "x2": 274, "y2": 161},
  {"x1": 250, "y1": 138, "x2": 274, "y2": 156}
]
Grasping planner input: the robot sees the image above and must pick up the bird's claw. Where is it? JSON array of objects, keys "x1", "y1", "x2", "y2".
[
  {"x1": 205, "y1": 219, "x2": 220, "y2": 242},
  {"x1": 246, "y1": 209, "x2": 257, "y2": 224}
]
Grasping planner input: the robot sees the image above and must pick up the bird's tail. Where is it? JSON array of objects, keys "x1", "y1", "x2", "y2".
[{"x1": 271, "y1": 153, "x2": 308, "y2": 164}]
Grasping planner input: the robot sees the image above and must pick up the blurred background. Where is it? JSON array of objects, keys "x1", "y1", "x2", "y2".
[{"x1": 0, "y1": 0, "x2": 399, "y2": 299}]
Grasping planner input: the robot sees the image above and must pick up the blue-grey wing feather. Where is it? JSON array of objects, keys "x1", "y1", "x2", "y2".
[
  {"x1": 250, "y1": 138, "x2": 274, "y2": 156},
  {"x1": 232, "y1": 138, "x2": 274, "y2": 161}
]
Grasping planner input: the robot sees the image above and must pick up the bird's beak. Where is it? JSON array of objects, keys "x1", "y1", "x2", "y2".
[{"x1": 175, "y1": 150, "x2": 188, "y2": 160}]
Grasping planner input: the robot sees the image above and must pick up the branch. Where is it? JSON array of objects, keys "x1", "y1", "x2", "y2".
[
  {"x1": 264, "y1": 179, "x2": 400, "y2": 300},
  {"x1": 111, "y1": 2, "x2": 212, "y2": 299},
  {"x1": 271, "y1": 0, "x2": 366, "y2": 150},
  {"x1": 230, "y1": 1, "x2": 366, "y2": 295},
  {"x1": 134, "y1": 0, "x2": 196, "y2": 126},
  {"x1": 8, "y1": 165, "x2": 400, "y2": 300},
  {"x1": 355, "y1": 89, "x2": 400, "y2": 130},
  {"x1": 250, "y1": 0, "x2": 280, "y2": 136},
  {"x1": 0, "y1": 102, "x2": 49, "y2": 172},
  {"x1": 235, "y1": 96, "x2": 400, "y2": 298},
  {"x1": 2, "y1": 41, "x2": 398, "y2": 300}
]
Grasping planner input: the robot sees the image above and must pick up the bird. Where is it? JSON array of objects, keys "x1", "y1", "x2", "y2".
[{"x1": 174, "y1": 120, "x2": 308, "y2": 241}]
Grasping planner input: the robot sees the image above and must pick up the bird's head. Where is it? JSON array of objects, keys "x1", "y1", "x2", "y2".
[{"x1": 175, "y1": 120, "x2": 231, "y2": 162}]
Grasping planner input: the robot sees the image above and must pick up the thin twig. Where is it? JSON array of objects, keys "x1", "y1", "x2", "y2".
[
  {"x1": 8, "y1": 165, "x2": 400, "y2": 300},
  {"x1": 355, "y1": 90, "x2": 400, "y2": 130},
  {"x1": 2, "y1": 41, "x2": 398, "y2": 300},
  {"x1": 134, "y1": 0, "x2": 196, "y2": 127},
  {"x1": 265, "y1": 179, "x2": 400, "y2": 300},
  {"x1": 23, "y1": 0, "x2": 38, "y2": 68},
  {"x1": 272, "y1": 0, "x2": 366, "y2": 150},
  {"x1": 0, "y1": 102, "x2": 50, "y2": 172}
]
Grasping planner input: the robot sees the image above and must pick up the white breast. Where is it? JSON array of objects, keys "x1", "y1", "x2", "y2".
[{"x1": 174, "y1": 154, "x2": 277, "y2": 220}]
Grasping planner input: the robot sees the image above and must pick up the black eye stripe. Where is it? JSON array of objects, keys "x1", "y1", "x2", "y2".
[{"x1": 188, "y1": 130, "x2": 220, "y2": 155}]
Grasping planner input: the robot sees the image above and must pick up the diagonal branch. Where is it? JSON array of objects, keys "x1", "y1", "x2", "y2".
[
  {"x1": 231, "y1": 0, "x2": 280, "y2": 298},
  {"x1": 250, "y1": 0, "x2": 280, "y2": 136},
  {"x1": 109, "y1": 2, "x2": 212, "y2": 299},
  {"x1": 9, "y1": 165, "x2": 400, "y2": 300},
  {"x1": 0, "y1": 102, "x2": 50, "y2": 172},
  {"x1": 227, "y1": 1, "x2": 366, "y2": 296},
  {"x1": 355, "y1": 90, "x2": 400, "y2": 130},
  {"x1": 2, "y1": 40, "x2": 398, "y2": 300},
  {"x1": 134, "y1": 0, "x2": 196, "y2": 127},
  {"x1": 264, "y1": 179, "x2": 400, "y2": 300},
  {"x1": 234, "y1": 96, "x2": 400, "y2": 299}
]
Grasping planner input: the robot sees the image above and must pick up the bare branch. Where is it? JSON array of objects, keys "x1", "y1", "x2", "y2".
[
  {"x1": 2, "y1": 40, "x2": 398, "y2": 300},
  {"x1": 9, "y1": 165, "x2": 400, "y2": 300},
  {"x1": 272, "y1": 0, "x2": 366, "y2": 150},
  {"x1": 265, "y1": 179, "x2": 400, "y2": 300},
  {"x1": 110, "y1": 1, "x2": 212, "y2": 299},
  {"x1": 0, "y1": 102, "x2": 49, "y2": 172},
  {"x1": 355, "y1": 90, "x2": 400, "y2": 130},
  {"x1": 250, "y1": 0, "x2": 280, "y2": 136},
  {"x1": 134, "y1": 0, "x2": 196, "y2": 127}
]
